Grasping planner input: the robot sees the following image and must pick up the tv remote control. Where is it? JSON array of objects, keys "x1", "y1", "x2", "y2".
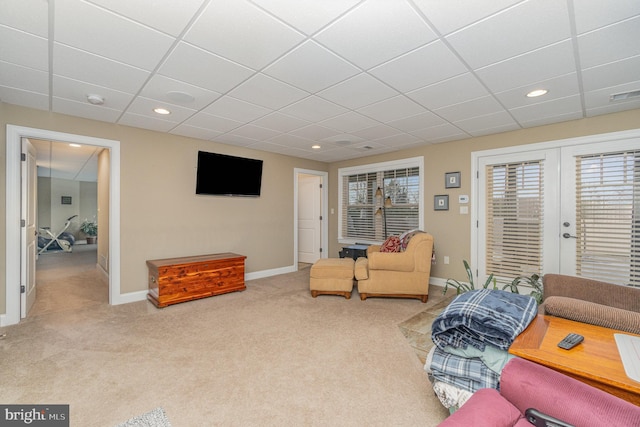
[{"x1": 557, "y1": 333, "x2": 584, "y2": 350}]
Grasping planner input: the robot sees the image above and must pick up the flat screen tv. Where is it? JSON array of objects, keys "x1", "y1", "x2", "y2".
[{"x1": 196, "y1": 151, "x2": 263, "y2": 197}]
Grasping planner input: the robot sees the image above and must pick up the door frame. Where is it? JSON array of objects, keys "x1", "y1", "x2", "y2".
[
  {"x1": 471, "y1": 128, "x2": 640, "y2": 285},
  {"x1": 3, "y1": 125, "x2": 122, "y2": 326},
  {"x1": 293, "y1": 168, "x2": 328, "y2": 267}
]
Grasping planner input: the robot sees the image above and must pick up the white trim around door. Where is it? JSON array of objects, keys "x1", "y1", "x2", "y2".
[
  {"x1": 294, "y1": 168, "x2": 328, "y2": 266},
  {"x1": 3, "y1": 125, "x2": 122, "y2": 327}
]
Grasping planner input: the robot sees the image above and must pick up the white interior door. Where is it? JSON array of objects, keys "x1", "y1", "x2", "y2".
[
  {"x1": 298, "y1": 174, "x2": 321, "y2": 264},
  {"x1": 21, "y1": 139, "x2": 38, "y2": 317}
]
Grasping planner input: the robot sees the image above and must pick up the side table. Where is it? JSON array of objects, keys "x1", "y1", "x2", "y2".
[{"x1": 339, "y1": 244, "x2": 369, "y2": 260}]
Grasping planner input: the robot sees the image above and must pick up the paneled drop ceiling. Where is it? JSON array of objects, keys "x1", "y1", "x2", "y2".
[{"x1": 1, "y1": 0, "x2": 640, "y2": 163}]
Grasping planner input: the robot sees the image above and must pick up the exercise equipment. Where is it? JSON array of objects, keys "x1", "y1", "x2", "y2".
[{"x1": 38, "y1": 214, "x2": 77, "y2": 254}]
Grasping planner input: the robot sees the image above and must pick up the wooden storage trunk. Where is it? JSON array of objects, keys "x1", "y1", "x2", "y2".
[{"x1": 146, "y1": 253, "x2": 246, "y2": 307}]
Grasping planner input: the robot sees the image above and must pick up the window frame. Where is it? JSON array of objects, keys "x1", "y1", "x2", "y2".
[{"x1": 338, "y1": 156, "x2": 424, "y2": 244}]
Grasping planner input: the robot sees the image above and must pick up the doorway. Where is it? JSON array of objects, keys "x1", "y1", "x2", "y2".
[
  {"x1": 3, "y1": 125, "x2": 121, "y2": 327},
  {"x1": 294, "y1": 168, "x2": 328, "y2": 268},
  {"x1": 471, "y1": 128, "x2": 640, "y2": 288}
]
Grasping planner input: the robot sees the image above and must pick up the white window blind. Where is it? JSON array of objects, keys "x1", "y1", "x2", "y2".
[
  {"x1": 575, "y1": 151, "x2": 640, "y2": 286},
  {"x1": 486, "y1": 161, "x2": 544, "y2": 280},
  {"x1": 340, "y1": 159, "x2": 421, "y2": 242}
]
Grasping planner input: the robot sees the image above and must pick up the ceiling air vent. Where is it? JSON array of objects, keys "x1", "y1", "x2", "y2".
[{"x1": 610, "y1": 90, "x2": 640, "y2": 102}]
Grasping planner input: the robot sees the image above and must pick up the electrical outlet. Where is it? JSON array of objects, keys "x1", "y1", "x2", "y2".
[{"x1": 444, "y1": 256, "x2": 450, "y2": 265}]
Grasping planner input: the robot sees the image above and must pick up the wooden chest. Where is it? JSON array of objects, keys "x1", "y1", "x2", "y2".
[{"x1": 146, "y1": 253, "x2": 246, "y2": 308}]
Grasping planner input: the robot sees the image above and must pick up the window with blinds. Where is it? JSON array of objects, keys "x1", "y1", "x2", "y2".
[
  {"x1": 486, "y1": 161, "x2": 544, "y2": 281},
  {"x1": 575, "y1": 151, "x2": 640, "y2": 286},
  {"x1": 339, "y1": 159, "x2": 422, "y2": 242}
]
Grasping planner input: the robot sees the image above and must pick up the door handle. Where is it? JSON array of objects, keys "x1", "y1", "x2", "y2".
[{"x1": 562, "y1": 233, "x2": 577, "y2": 239}]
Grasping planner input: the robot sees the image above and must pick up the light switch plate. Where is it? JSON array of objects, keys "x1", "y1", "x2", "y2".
[{"x1": 459, "y1": 195, "x2": 469, "y2": 204}]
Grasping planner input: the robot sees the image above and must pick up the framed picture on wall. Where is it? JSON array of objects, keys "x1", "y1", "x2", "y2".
[
  {"x1": 434, "y1": 195, "x2": 449, "y2": 211},
  {"x1": 445, "y1": 172, "x2": 461, "y2": 188}
]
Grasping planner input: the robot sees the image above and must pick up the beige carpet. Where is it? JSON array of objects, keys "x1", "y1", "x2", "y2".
[{"x1": 0, "y1": 250, "x2": 450, "y2": 426}]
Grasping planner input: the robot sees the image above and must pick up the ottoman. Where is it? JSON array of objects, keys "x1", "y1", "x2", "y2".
[{"x1": 310, "y1": 258, "x2": 355, "y2": 299}]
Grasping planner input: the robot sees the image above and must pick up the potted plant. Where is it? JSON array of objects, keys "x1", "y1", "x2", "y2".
[{"x1": 80, "y1": 219, "x2": 98, "y2": 244}]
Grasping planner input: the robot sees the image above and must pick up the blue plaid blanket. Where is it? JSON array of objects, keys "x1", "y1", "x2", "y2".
[
  {"x1": 432, "y1": 289, "x2": 537, "y2": 351},
  {"x1": 430, "y1": 347, "x2": 500, "y2": 393}
]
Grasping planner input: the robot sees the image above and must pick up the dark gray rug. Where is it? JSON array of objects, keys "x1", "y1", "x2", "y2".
[{"x1": 115, "y1": 407, "x2": 172, "y2": 427}]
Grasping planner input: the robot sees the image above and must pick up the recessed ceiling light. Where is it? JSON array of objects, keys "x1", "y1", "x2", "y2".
[
  {"x1": 526, "y1": 89, "x2": 548, "y2": 98},
  {"x1": 312, "y1": 144, "x2": 321, "y2": 150},
  {"x1": 69, "y1": 143, "x2": 81, "y2": 148},
  {"x1": 153, "y1": 107, "x2": 171, "y2": 115}
]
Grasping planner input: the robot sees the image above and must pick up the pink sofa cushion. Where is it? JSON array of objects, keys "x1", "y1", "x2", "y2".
[{"x1": 437, "y1": 388, "x2": 522, "y2": 427}]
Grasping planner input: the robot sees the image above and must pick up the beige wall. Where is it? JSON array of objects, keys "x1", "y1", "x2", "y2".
[
  {"x1": 329, "y1": 108, "x2": 640, "y2": 283},
  {"x1": 0, "y1": 103, "x2": 327, "y2": 313}
]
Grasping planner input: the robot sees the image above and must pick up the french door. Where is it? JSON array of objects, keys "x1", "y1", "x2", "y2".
[{"x1": 474, "y1": 130, "x2": 640, "y2": 288}]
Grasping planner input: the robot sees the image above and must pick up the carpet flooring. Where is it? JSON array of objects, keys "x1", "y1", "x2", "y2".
[{"x1": 1, "y1": 250, "x2": 451, "y2": 426}]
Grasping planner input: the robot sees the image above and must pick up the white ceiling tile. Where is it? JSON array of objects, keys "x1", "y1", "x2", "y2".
[
  {"x1": 317, "y1": 73, "x2": 398, "y2": 110},
  {"x1": 315, "y1": 0, "x2": 437, "y2": 69},
  {"x1": 407, "y1": 73, "x2": 489, "y2": 110},
  {"x1": 118, "y1": 112, "x2": 177, "y2": 132},
  {"x1": 227, "y1": 73, "x2": 308, "y2": 109},
  {"x1": 582, "y1": 56, "x2": 640, "y2": 92},
  {"x1": 321, "y1": 134, "x2": 365, "y2": 144},
  {"x1": 519, "y1": 110, "x2": 583, "y2": 128},
  {"x1": 475, "y1": 40, "x2": 576, "y2": 93},
  {"x1": 160, "y1": 42, "x2": 254, "y2": 93},
  {"x1": 140, "y1": 75, "x2": 221, "y2": 110},
  {"x1": 435, "y1": 96, "x2": 505, "y2": 123},
  {"x1": 510, "y1": 95, "x2": 583, "y2": 124},
  {"x1": 52, "y1": 97, "x2": 122, "y2": 123},
  {"x1": 0, "y1": 0, "x2": 49, "y2": 37},
  {"x1": 372, "y1": 133, "x2": 423, "y2": 148},
  {"x1": 0, "y1": 61, "x2": 48, "y2": 94},
  {"x1": 185, "y1": 1, "x2": 304, "y2": 70},
  {"x1": 386, "y1": 111, "x2": 445, "y2": 132},
  {"x1": 87, "y1": 0, "x2": 206, "y2": 36},
  {"x1": 288, "y1": 124, "x2": 341, "y2": 140},
  {"x1": 352, "y1": 124, "x2": 402, "y2": 140},
  {"x1": 264, "y1": 41, "x2": 359, "y2": 93},
  {"x1": 203, "y1": 96, "x2": 271, "y2": 122},
  {"x1": 229, "y1": 124, "x2": 280, "y2": 141},
  {"x1": 413, "y1": 0, "x2": 522, "y2": 35},
  {"x1": 370, "y1": 40, "x2": 467, "y2": 92},
  {"x1": 183, "y1": 112, "x2": 243, "y2": 133},
  {"x1": 410, "y1": 122, "x2": 468, "y2": 142},
  {"x1": 52, "y1": 75, "x2": 133, "y2": 110},
  {"x1": 251, "y1": 140, "x2": 314, "y2": 157},
  {"x1": 585, "y1": 98, "x2": 640, "y2": 117},
  {"x1": 266, "y1": 133, "x2": 317, "y2": 150},
  {"x1": 453, "y1": 111, "x2": 518, "y2": 135},
  {"x1": 573, "y1": 0, "x2": 640, "y2": 34},
  {"x1": 319, "y1": 112, "x2": 379, "y2": 133},
  {"x1": 577, "y1": 16, "x2": 640, "y2": 69},
  {"x1": 126, "y1": 97, "x2": 197, "y2": 123},
  {"x1": 215, "y1": 134, "x2": 260, "y2": 147},
  {"x1": 446, "y1": 0, "x2": 571, "y2": 69},
  {"x1": 251, "y1": 112, "x2": 310, "y2": 133},
  {"x1": 358, "y1": 96, "x2": 427, "y2": 123},
  {"x1": 584, "y1": 80, "x2": 640, "y2": 109},
  {"x1": 280, "y1": 96, "x2": 349, "y2": 122},
  {"x1": 0, "y1": 26, "x2": 48, "y2": 71},
  {"x1": 53, "y1": 44, "x2": 150, "y2": 93},
  {"x1": 170, "y1": 124, "x2": 223, "y2": 141},
  {"x1": 494, "y1": 73, "x2": 580, "y2": 109},
  {"x1": 0, "y1": 86, "x2": 49, "y2": 110},
  {"x1": 253, "y1": 0, "x2": 361, "y2": 35},
  {"x1": 55, "y1": 0, "x2": 175, "y2": 71}
]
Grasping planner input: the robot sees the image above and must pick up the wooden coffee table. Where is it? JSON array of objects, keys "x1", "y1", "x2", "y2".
[{"x1": 509, "y1": 314, "x2": 640, "y2": 405}]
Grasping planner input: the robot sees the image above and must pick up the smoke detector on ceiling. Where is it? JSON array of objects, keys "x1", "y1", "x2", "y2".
[{"x1": 87, "y1": 94, "x2": 104, "y2": 105}]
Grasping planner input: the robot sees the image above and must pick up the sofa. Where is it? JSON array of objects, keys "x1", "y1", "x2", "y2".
[
  {"x1": 437, "y1": 357, "x2": 640, "y2": 427},
  {"x1": 354, "y1": 232, "x2": 433, "y2": 302},
  {"x1": 541, "y1": 274, "x2": 640, "y2": 334}
]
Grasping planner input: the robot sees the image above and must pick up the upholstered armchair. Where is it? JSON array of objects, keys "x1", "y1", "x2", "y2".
[{"x1": 354, "y1": 232, "x2": 434, "y2": 302}]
